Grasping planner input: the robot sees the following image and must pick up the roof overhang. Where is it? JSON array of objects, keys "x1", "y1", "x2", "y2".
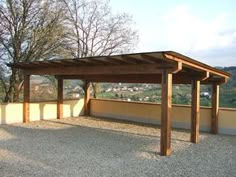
[{"x1": 7, "y1": 51, "x2": 231, "y2": 84}]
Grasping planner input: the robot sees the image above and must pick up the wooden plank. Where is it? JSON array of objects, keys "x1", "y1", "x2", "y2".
[
  {"x1": 110, "y1": 56, "x2": 137, "y2": 64},
  {"x1": 140, "y1": 54, "x2": 161, "y2": 63},
  {"x1": 191, "y1": 80, "x2": 200, "y2": 143},
  {"x1": 91, "y1": 57, "x2": 121, "y2": 65},
  {"x1": 160, "y1": 70, "x2": 172, "y2": 156},
  {"x1": 211, "y1": 84, "x2": 219, "y2": 134},
  {"x1": 57, "y1": 78, "x2": 63, "y2": 119},
  {"x1": 121, "y1": 55, "x2": 153, "y2": 64},
  {"x1": 103, "y1": 57, "x2": 125, "y2": 65},
  {"x1": 24, "y1": 64, "x2": 175, "y2": 75},
  {"x1": 81, "y1": 58, "x2": 106, "y2": 65},
  {"x1": 83, "y1": 81, "x2": 90, "y2": 116},
  {"x1": 23, "y1": 75, "x2": 30, "y2": 123}
]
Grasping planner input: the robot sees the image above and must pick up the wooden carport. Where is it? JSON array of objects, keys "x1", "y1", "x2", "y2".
[{"x1": 8, "y1": 51, "x2": 231, "y2": 156}]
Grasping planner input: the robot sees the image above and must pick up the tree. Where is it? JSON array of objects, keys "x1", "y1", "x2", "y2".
[
  {"x1": 61, "y1": 0, "x2": 138, "y2": 97},
  {"x1": 0, "y1": 0, "x2": 66, "y2": 102},
  {"x1": 0, "y1": 0, "x2": 138, "y2": 102}
]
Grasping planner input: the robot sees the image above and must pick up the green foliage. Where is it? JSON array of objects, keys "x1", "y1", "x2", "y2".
[{"x1": 96, "y1": 67, "x2": 236, "y2": 108}]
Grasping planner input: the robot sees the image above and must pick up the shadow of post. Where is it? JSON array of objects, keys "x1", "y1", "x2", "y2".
[
  {"x1": 39, "y1": 103, "x2": 45, "y2": 120},
  {"x1": 69, "y1": 101, "x2": 75, "y2": 117},
  {"x1": 1, "y1": 103, "x2": 7, "y2": 124}
]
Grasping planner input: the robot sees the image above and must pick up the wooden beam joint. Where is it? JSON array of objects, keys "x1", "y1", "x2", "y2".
[{"x1": 168, "y1": 61, "x2": 182, "y2": 74}]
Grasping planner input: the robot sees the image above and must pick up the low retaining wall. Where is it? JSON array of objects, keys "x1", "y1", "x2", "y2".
[
  {"x1": 90, "y1": 99, "x2": 236, "y2": 135},
  {"x1": 0, "y1": 99, "x2": 84, "y2": 124},
  {"x1": 1, "y1": 98, "x2": 235, "y2": 135}
]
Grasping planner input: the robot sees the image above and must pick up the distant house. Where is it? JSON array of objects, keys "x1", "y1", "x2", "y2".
[{"x1": 200, "y1": 92, "x2": 211, "y2": 99}]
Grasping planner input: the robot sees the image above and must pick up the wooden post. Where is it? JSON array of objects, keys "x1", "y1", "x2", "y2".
[
  {"x1": 211, "y1": 84, "x2": 219, "y2": 134},
  {"x1": 84, "y1": 81, "x2": 90, "y2": 116},
  {"x1": 160, "y1": 70, "x2": 172, "y2": 156},
  {"x1": 23, "y1": 74, "x2": 30, "y2": 123},
  {"x1": 191, "y1": 80, "x2": 200, "y2": 143},
  {"x1": 57, "y1": 78, "x2": 63, "y2": 119}
]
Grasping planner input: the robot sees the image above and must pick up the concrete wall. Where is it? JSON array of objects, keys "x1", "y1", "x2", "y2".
[
  {"x1": 0, "y1": 99, "x2": 84, "y2": 124},
  {"x1": 90, "y1": 99, "x2": 236, "y2": 135},
  {"x1": 1, "y1": 98, "x2": 235, "y2": 135}
]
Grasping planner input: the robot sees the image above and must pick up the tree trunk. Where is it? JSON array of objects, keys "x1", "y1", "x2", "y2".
[
  {"x1": 92, "y1": 83, "x2": 97, "y2": 98},
  {"x1": 3, "y1": 70, "x2": 23, "y2": 103}
]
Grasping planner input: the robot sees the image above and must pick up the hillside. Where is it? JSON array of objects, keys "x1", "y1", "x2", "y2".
[
  {"x1": 97, "y1": 67, "x2": 236, "y2": 108},
  {"x1": 0, "y1": 67, "x2": 235, "y2": 108},
  {"x1": 219, "y1": 67, "x2": 236, "y2": 107}
]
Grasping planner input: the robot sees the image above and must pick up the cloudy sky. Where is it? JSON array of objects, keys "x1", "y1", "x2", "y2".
[{"x1": 110, "y1": 0, "x2": 236, "y2": 66}]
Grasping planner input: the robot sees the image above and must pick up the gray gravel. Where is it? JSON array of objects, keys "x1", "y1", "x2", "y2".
[{"x1": 0, "y1": 116, "x2": 235, "y2": 177}]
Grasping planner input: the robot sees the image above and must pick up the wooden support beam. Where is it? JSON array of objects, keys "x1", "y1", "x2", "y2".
[
  {"x1": 57, "y1": 78, "x2": 63, "y2": 119},
  {"x1": 83, "y1": 81, "x2": 90, "y2": 116},
  {"x1": 211, "y1": 84, "x2": 219, "y2": 134},
  {"x1": 23, "y1": 75, "x2": 30, "y2": 123},
  {"x1": 191, "y1": 80, "x2": 200, "y2": 143},
  {"x1": 24, "y1": 63, "x2": 175, "y2": 75},
  {"x1": 56, "y1": 72, "x2": 222, "y2": 85},
  {"x1": 160, "y1": 70, "x2": 172, "y2": 156}
]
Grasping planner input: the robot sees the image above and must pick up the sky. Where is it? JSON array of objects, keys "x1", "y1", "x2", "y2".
[{"x1": 110, "y1": 0, "x2": 236, "y2": 66}]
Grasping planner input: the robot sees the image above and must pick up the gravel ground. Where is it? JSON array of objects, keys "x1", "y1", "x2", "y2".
[{"x1": 0, "y1": 116, "x2": 235, "y2": 177}]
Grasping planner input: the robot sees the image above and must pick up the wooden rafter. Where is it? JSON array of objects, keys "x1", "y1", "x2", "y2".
[
  {"x1": 109, "y1": 56, "x2": 137, "y2": 64},
  {"x1": 140, "y1": 54, "x2": 162, "y2": 63},
  {"x1": 90, "y1": 57, "x2": 120, "y2": 65},
  {"x1": 121, "y1": 55, "x2": 153, "y2": 64}
]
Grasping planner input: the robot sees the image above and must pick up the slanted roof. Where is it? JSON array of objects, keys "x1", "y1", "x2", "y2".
[{"x1": 8, "y1": 51, "x2": 231, "y2": 84}]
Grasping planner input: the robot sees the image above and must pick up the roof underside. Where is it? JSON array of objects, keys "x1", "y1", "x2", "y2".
[{"x1": 8, "y1": 51, "x2": 231, "y2": 84}]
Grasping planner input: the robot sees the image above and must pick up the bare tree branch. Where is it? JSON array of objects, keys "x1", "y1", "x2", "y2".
[{"x1": 0, "y1": 0, "x2": 67, "y2": 102}]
